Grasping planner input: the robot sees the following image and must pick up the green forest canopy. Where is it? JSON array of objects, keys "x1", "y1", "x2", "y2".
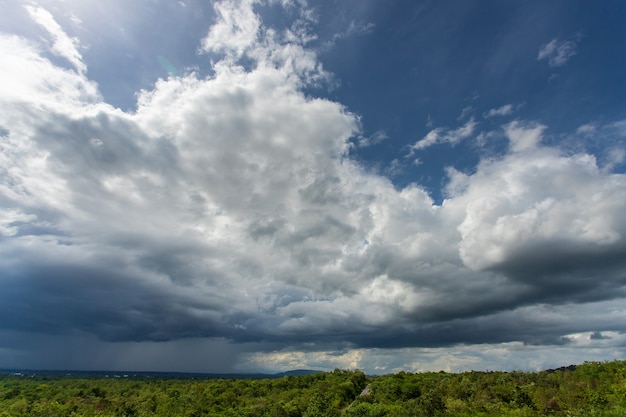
[{"x1": 1, "y1": 360, "x2": 625, "y2": 416}]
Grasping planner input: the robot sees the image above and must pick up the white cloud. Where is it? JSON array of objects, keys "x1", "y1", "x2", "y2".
[
  {"x1": 410, "y1": 118, "x2": 477, "y2": 152},
  {"x1": 199, "y1": 0, "x2": 328, "y2": 86},
  {"x1": 573, "y1": 121, "x2": 626, "y2": 172},
  {"x1": 576, "y1": 123, "x2": 597, "y2": 135},
  {"x1": 0, "y1": 209, "x2": 37, "y2": 237},
  {"x1": 485, "y1": 104, "x2": 513, "y2": 118},
  {"x1": 331, "y1": 20, "x2": 375, "y2": 42},
  {"x1": 243, "y1": 348, "x2": 366, "y2": 372},
  {"x1": 24, "y1": 5, "x2": 87, "y2": 74},
  {"x1": 426, "y1": 113, "x2": 433, "y2": 128},
  {"x1": 609, "y1": 120, "x2": 626, "y2": 137},
  {"x1": 538, "y1": 38, "x2": 578, "y2": 67},
  {"x1": 457, "y1": 106, "x2": 474, "y2": 121},
  {"x1": 452, "y1": 127, "x2": 626, "y2": 271},
  {"x1": 200, "y1": 0, "x2": 261, "y2": 59},
  {"x1": 357, "y1": 130, "x2": 387, "y2": 147},
  {"x1": 604, "y1": 147, "x2": 625, "y2": 171},
  {"x1": 505, "y1": 120, "x2": 545, "y2": 152},
  {"x1": 0, "y1": 34, "x2": 99, "y2": 111}
]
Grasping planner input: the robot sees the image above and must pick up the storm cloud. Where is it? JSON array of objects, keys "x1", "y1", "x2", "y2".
[{"x1": 1, "y1": 0, "x2": 625, "y2": 373}]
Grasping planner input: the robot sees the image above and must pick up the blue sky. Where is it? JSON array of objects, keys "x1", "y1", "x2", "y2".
[{"x1": 0, "y1": 0, "x2": 625, "y2": 374}]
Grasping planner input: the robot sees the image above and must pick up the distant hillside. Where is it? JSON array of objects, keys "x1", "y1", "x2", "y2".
[
  {"x1": 273, "y1": 369, "x2": 322, "y2": 377},
  {"x1": 0, "y1": 368, "x2": 322, "y2": 380}
]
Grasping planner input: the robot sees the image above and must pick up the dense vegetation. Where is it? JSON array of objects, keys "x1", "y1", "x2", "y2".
[{"x1": 1, "y1": 360, "x2": 625, "y2": 416}]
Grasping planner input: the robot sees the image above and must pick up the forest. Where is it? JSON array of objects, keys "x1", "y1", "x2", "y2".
[{"x1": 1, "y1": 360, "x2": 625, "y2": 416}]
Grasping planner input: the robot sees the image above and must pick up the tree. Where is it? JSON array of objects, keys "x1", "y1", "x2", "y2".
[{"x1": 303, "y1": 391, "x2": 338, "y2": 417}]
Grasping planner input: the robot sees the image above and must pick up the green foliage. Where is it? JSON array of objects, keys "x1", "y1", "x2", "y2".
[
  {"x1": 1, "y1": 361, "x2": 625, "y2": 416},
  {"x1": 303, "y1": 391, "x2": 338, "y2": 417}
]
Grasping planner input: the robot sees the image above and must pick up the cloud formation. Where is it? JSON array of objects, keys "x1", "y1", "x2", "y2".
[
  {"x1": 1, "y1": 1, "x2": 626, "y2": 373},
  {"x1": 357, "y1": 130, "x2": 388, "y2": 148},
  {"x1": 485, "y1": 104, "x2": 514, "y2": 118},
  {"x1": 410, "y1": 119, "x2": 477, "y2": 152},
  {"x1": 538, "y1": 38, "x2": 578, "y2": 67},
  {"x1": 24, "y1": 5, "x2": 87, "y2": 74}
]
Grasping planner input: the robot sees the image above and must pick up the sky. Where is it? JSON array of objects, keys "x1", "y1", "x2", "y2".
[{"x1": 0, "y1": 0, "x2": 625, "y2": 375}]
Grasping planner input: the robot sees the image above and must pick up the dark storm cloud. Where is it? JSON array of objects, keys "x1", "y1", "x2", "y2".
[
  {"x1": 0, "y1": 257, "x2": 230, "y2": 342},
  {"x1": 490, "y1": 241, "x2": 626, "y2": 301},
  {"x1": 590, "y1": 331, "x2": 611, "y2": 341}
]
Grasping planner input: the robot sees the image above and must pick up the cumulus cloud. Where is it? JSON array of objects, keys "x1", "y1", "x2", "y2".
[
  {"x1": 199, "y1": 0, "x2": 328, "y2": 86},
  {"x1": 538, "y1": 38, "x2": 578, "y2": 67},
  {"x1": 0, "y1": 34, "x2": 98, "y2": 107},
  {"x1": 1, "y1": 0, "x2": 626, "y2": 373},
  {"x1": 200, "y1": 0, "x2": 261, "y2": 59},
  {"x1": 453, "y1": 143, "x2": 626, "y2": 280},
  {"x1": 504, "y1": 120, "x2": 546, "y2": 152},
  {"x1": 452, "y1": 124, "x2": 625, "y2": 277},
  {"x1": 574, "y1": 121, "x2": 626, "y2": 172}
]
